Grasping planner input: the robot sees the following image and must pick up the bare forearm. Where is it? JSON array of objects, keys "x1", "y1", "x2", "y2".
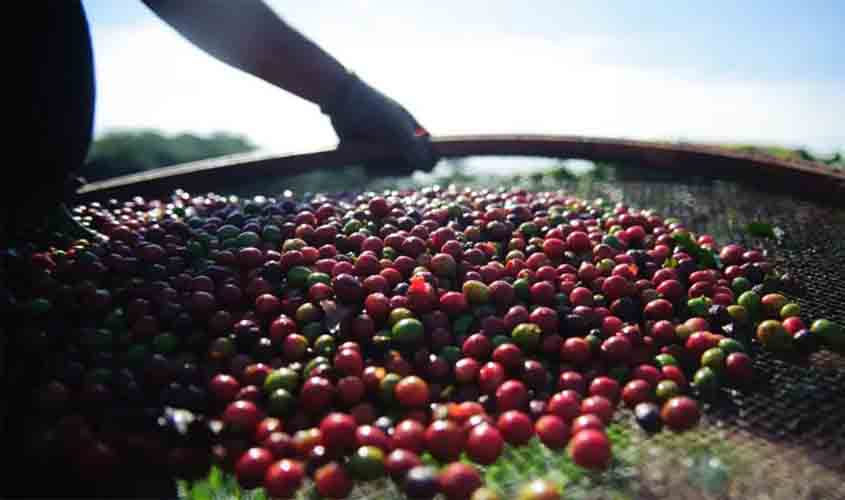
[{"x1": 141, "y1": 0, "x2": 348, "y2": 107}]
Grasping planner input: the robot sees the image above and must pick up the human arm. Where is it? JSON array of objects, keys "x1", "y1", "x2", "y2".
[{"x1": 141, "y1": 0, "x2": 437, "y2": 171}]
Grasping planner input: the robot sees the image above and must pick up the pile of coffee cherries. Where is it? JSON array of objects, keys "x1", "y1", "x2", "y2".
[{"x1": 5, "y1": 186, "x2": 843, "y2": 500}]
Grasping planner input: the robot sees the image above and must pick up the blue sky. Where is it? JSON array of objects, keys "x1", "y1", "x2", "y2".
[{"x1": 83, "y1": 1, "x2": 843, "y2": 154}]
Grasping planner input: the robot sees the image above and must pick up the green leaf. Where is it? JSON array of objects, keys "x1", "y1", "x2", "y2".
[
  {"x1": 699, "y1": 248, "x2": 721, "y2": 269},
  {"x1": 672, "y1": 232, "x2": 697, "y2": 253},
  {"x1": 208, "y1": 467, "x2": 223, "y2": 491},
  {"x1": 672, "y1": 232, "x2": 721, "y2": 269},
  {"x1": 663, "y1": 257, "x2": 679, "y2": 269},
  {"x1": 549, "y1": 166, "x2": 576, "y2": 181},
  {"x1": 746, "y1": 222, "x2": 776, "y2": 238}
]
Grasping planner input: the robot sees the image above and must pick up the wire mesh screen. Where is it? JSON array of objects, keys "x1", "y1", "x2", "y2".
[
  {"x1": 531, "y1": 173, "x2": 845, "y2": 500},
  {"x1": 222, "y1": 163, "x2": 845, "y2": 500},
  {"x1": 185, "y1": 162, "x2": 845, "y2": 500},
  {"x1": 5, "y1": 158, "x2": 845, "y2": 500}
]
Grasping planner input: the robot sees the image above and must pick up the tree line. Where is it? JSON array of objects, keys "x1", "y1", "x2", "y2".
[{"x1": 81, "y1": 130, "x2": 257, "y2": 182}]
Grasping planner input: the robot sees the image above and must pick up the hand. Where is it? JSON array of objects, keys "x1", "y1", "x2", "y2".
[{"x1": 321, "y1": 73, "x2": 439, "y2": 174}]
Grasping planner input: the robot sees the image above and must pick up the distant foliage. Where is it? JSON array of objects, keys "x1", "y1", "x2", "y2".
[
  {"x1": 81, "y1": 130, "x2": 257, "y2": 181},
  {"x1": 726, "y1": 144, "x2": 843, "y2": 168}
]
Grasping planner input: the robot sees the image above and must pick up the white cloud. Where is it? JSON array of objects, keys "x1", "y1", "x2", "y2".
[
  {"x1": 91, "y1": 18, "x2": 843, "y2": 156},
  {"x1": 92, "y1": 21, "x2": 334, "y2": 152}
]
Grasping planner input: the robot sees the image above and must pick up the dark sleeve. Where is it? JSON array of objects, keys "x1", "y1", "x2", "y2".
[{"x1": 19, "y1": 1, "x2": 96, "y2": 213}]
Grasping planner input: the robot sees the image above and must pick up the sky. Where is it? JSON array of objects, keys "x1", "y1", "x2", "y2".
[{"x1": 83, "y1": 0, "x2": 843, "y2": 156}]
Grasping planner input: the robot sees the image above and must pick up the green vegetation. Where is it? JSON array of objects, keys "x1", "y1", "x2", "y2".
[
  {"x1": 80, "y1": 132, "x2": 842, "y2": 192},
  {"x1": 178, "y1": 424, "x2": 639, "y2": 500},
  {"x1": 720, "y1": 144, "x2": 843, "y2": 168},
  {"x1": 227, "y1": 159, "x2": 615, "y2": 198},
  {"x1": 82, "y1": 130, "x2": 256, "y2": 181},
  {"x1": 176, "y1": 421, "x2": 758, "y2": 500}
]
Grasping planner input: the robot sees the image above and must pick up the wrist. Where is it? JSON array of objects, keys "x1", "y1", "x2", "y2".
[{"x1": 319, "y1": 71, "x2": 358, "y2": 116}]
